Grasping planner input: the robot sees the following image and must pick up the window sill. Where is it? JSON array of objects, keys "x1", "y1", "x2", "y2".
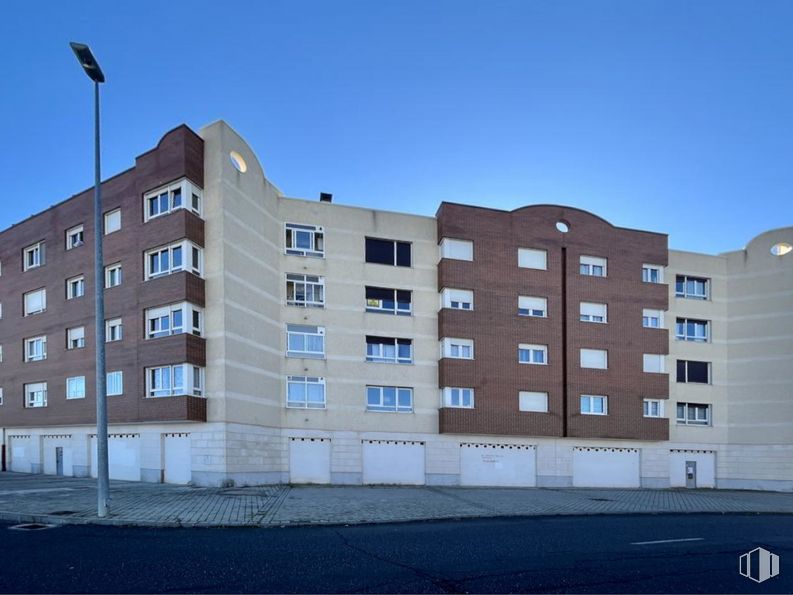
[{"x1": 286, "y1": 353, "x2": 326, "y2": 360}]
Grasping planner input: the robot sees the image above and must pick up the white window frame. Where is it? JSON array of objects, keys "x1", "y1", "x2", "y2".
[
  {"x1": 25, "y1": 382, "x2": 47, "y2": 408},
  {"x1": 286, "y1": 273, "x2": 325, "y2": 308},
  {"x1": 519, "y1": 391, "x2": 549, "y2": 412},
  {"x1": 145, "y1": 302, "x2": 203, "y2": 339},
  {"x1": 580, "y1": 394, "x2": 608, "y2": 416},
  {"x1": 24, "y1": 336, "x2": 47, "y2": 362},
  {"x1": 675, "y1": 275, "x2": 710, "y2": 300},
  {"x1": 145, "y1": 240, "x2": 203, "y2": 280},
  {"x1": 66, "y1": 275, "x2": 85, "y2": 300},
  {"x1": 518, "y1": 295, "x2": 547, "y2": 317},
  {"x1": 677, "y1": 360, "x2": 711, "y2": 384},
  {"x1": 580, "y1": 301, "x2": 607, "y2": 323},
  {"x1": 675, "y1": 318, "x2": 710, "y2": 343},
  {"x1": 144, "y1": 178, "x2": 203, "y2": 222},
  {"x1": 676, "y1": 402, "x2": 711, "y2": 426},
  {"x1": 441, "y1": 288, "x2": 473, "y2": 311},
  {"x1": 286, "y1": 376, "x2": 326, "y2": 409},
  {"x1": 104, "y1": 209, "x2": 121, "y2": 235},
  {"x1": 286, "y1": 324, "x2": 325, "y2": 359},
  {"x1": 642, "y1": 264, "x2": 664, "y2": 283},
  {"x1": 642, "y1": 308, "x2": 664, "y2": 328},
  {"x1": 579, "y1": 255, "x2": 607, "y2": 277},
  {"x1": 107, "y1": 371, "x2": 124, "y2": 396},
  {"x1": 66, "y1": 376, "x2": 86, "y2": 400},
  {"x1": 518, "y1": 247, "x2": 548, "y2": 270},
  {"x1": 285, "y1": 223, "x2": 324, "y2": 257},
  {"x1": 366, "y1": 385, "x2": 413, "y2": 413},
  {"x1": 643, "y1": 399, "x2": 664, "y2": 418},
  {"x1": 580, "y1": 348, "x2": 608, "y2": 369},
  {"x1": 643, "y1": 354, "x2": 666, "y2": 373},
  {"x1": 105, "y1": 263, "x2": 122, "y2": 288},
  {"x1": 23, "y1": 241, "x2": 44, "y2": 271},
  {"x1": 0, "y1": 388, "x2": 3, "y2": 405},
  {"x1": 439, "y1": 238, "x2": 474, "y2": 261},
  {"x1": 519, "y1": 343, "x2": 548, "y2": 365},
  {"x1": 365, "y1": 237, "x2": 412, "y2": 267},
  {"x1": 67, "y1": 326, "x2": 86, "y2": 350},
  {"x1": 441, "y1": 337, "x2": 474, "y2": 359},
  {"x1": 23, "y1": 288, "x2": 46, "y2": 316},
  {"x1": 105, "y1": 318, "x2": 123, "y2": 343},
  {"x1": 442, "y1": 387, "x2": 474, "y2": 409},
  {"x1": 66, "y1": 224, "x2": 85, "y2": 250},
  {"x1": 146, "y1": 364, "x2": 204, "y2": 398},
  {"x1": 366, "y1": 336, "x2": 413, "y2": 364},
  {"x1": 366, "y1": 287, "x2": 412, "y2": 315}
]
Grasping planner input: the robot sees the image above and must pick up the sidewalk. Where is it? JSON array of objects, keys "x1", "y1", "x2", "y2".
[{"x1": 1, "y1": 472, "x2": 791, "y2": 528}]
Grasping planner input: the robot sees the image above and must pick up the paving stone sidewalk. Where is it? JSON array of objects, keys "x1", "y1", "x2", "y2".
[{"x1": 0, "y1": 472, "x2": 791, "y2": 528}]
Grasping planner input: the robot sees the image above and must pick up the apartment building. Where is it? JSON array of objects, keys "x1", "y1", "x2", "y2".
[{"x1": 1, "y1": 120, "x2": 790, "y2": 490}]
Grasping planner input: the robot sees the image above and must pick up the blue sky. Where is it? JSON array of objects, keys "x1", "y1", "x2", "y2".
[{"x1": 2, "y1": 0, "x2": 792, "y2": 253}]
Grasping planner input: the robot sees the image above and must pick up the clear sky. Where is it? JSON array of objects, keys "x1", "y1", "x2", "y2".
[{"x1": 2, "y1": 0, "x2": 792, "y2": 253}]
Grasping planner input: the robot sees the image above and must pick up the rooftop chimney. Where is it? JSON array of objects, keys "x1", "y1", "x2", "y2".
[{"x1": 319, "y1": 192, "x2": 333, "y2": 203}]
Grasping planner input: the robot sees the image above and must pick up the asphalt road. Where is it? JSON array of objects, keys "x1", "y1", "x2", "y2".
[{"x1": 0, "y1": 514, "x2": 790, "y2": 593}]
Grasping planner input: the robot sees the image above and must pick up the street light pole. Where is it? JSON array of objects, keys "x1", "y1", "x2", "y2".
[{"x1": 69, "y1": 42, "x2": 109, "y2": 518}]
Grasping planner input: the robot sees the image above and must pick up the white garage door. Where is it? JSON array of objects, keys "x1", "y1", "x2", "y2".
[
  {"x1": 164, "y1": 434, "x2": 192, "y2": 485},
  {"x1": 362, "y1": 440, "x2": 425, "y2": 485},
  {"x1": 669, "y1": 450, "x2": 716, "y2": 488},
  {"x1": 42, "y1": 437, "x2": 73, "y2": 477},
  {"x1": 573, "y1": 447, "x2": 640, "y2": 488},
  {"x1": 91, "y1": 434, "x2": 141, "y2": 481},
  {"x1": 460, "y1": 443, "x2": 537, "y2": 487},
  {"x1": 9, "y1": 436, "x2": 32, "y2": 473},
  {"x1": 289, "y1": 438, "x2": 331, "y2": 484}
]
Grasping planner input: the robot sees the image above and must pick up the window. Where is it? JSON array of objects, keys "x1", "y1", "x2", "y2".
[
  {"x1": 285, "y1": 223, "x2": 324, "y2": 257},
  {"x1": 66, "y1": 275, "x2": 85, "y2": 299},
  {"x1": 105, "y1": 263, "x2": 122, "y2": 288},
  {"x1": 580, "y1": 255, "x2": 607, "y2": 277},
  {"x1": 580, "y1": 302, "x2": 607, "y2": 323},
  {"x1": 107, "y1": 371, "x2": 123, "y2": 396},
  {"x1": 441, "y1": 288, "x2": 473, "y2": 311},
  {"x1": 677, "y1": 360, "x2": 711, "y2": 384},
  {"x1": 519, "y1": 391, "x2": 548, "y2": 412},
  {"x1": 675, "y1": 275, "x2": 709, "y2": 300},
  {"x1": 146, "y1": 302, "x2": 203, "y2": 338},
  {"x1": 286, "y1": 273, "x2": 325, "y2": 307},
  {"x1": 365, "y1": 238, "x2": 411, "y2": 267},
  {"x1": 66, "y1": 376, "x2": 85, "y2": 399},
  {"x1": 286, "y1": 376, "x2": 325, "y2": 409},
  {"x1": 24, "y1": 336, "x2": 47, "y2": 362},
  {"x1": 67, "y1": 326, "x2": 86, "y2": 350},
  {"x1": 0, "y1": 388, "x2": 3, "y2": 406},
  {"x1": 580, "y1": 348, "x2": 608, "y2": 369},
  {"x1": 0, "y1": 346, "x2": 3, "y2": 362},
  {"x1": 145, "y1": 241, "x2": 203, "y2": 279},
  {"x1": 144, "y1": 178, "x2": 202, "y2": 221},
  {"x1": 643, "y1": 399, "x2": 664, "y2": 418},
  {"x1": 23, "y1": 242, "x2": 45, "y2": 271},
  {"x1": 443, "y1": 387, "x2": 474, "y2": 408},
  {"x1": 518, "y1": 248, "x2": 547, "y2": 270},
  {"x1": 104, "y1": 209, "x2": 121, "y2": 234},
  {"x1": 642, "y1": 309, "x2": 663, "y2": 328},
  {"x1": 106, "y1": 318, "x2": 123, "y2": 342},
  {"x1": 519, "y1": 344, "x2": 547, "y2": 365},
  {"x1": 366, "y1": 386, "x2": 413, "y2": 413},
  {"x1": 441, "y1": 337, "x2": 474, "y2": 359},
  {"x1": 643, "y1": 354, "x2": 666, "y2": 373},
  {"x1": 366, "y1": 287, "x2": 411, "y2": 315},
  {"x1": 23, "y1": 288, "x2": 46, "y2": 316},
  {"x1": 642, "y1": 264, "x2": 664, "y2": 283},
  {"x1": 518, "y1": 296, "x2": 547, "y2": 317},
  {"x1": 24, "y1": 382, "x2": 47, "y2": 408},
  {"x1": 580, "y1": 394, "x2": 607, "y2": 415},
  {"x1": 676, "y1": 402, "x2": 711, "y2": 426},
  {"x1": 675, "y1": 318, "x2": 709, "y2": 342},
  {"x1": 286, "y1": 324, "x2": 325, "y2": 358},
  {"x1": 366, "y1": 336, "x2": 413, "y2": 364},
  {"x1": 66, "y1": 225, "x2": 84, "y2": 250},
  {"x1": 440, "y1": 238, "x2": 473, "y2": 261},
  {"x1": 146, "y1": 364, "x2": 204, "y2": 397}
]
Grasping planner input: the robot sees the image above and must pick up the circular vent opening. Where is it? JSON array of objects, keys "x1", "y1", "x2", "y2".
[
  {"x1": 770, "y1": 242, "x2": 792, "y2": 256},
  {"x1": 556, "y1": 220, "x2": 570, "y2": 233},
  {"x1": 229, "y1": 151, "x2": 248, "y2": 173}
]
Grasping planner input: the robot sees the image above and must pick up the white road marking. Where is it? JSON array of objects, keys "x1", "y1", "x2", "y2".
[{"x1": 631, "y1": 537, "x2": 705, "y2": 546}]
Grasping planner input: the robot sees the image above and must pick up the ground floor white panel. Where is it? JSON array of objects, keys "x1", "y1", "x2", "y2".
[
  {"x1": 289, "y1": 437, "x2": 331, "y2": 484},
  {"x1": 572, "y1": 447, "x2": 640, "y2": 488},
  {"x1": 8, "y1": 435, "x2": 32, "y2": 473},
  {"x1": 163, "y1": 433, "x2": 192, "y2": 485},
  {"x1": 460, "y1": 443, "x2": 536, "y2": 487},
  {"x1": 42, "y1": 436, "x2": 73, "y2": 477},
  {"x1": 669, "y1": 449, "x2": 716, "y2": 488},
  {"x1": 362, "y1": 440, "x2": 425, "y2": 485},
  {"x1": 91, "y1": 434, "x2": 141, "y2": 482}
]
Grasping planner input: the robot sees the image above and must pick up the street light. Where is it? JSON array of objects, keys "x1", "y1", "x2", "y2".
[{"x1": 69, "y1": 42, "x2": 109, "y2": 518}]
